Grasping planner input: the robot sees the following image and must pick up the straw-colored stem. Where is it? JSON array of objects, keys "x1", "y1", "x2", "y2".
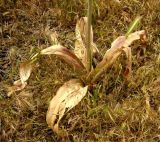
[{"x1": 86, "y1": 0, "x2": 93, "y2": 72}]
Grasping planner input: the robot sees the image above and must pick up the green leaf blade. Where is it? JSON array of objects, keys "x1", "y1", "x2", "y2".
[{"x1": 126, "y1": 16, "x2": 142, "y2": 37}]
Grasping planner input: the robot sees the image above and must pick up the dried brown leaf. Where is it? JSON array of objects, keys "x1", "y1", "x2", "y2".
[
  {"x1": 41, "y1": 45, "x2": 85, "y2": 70},
  {"x1": 123, "y1": 30, "x2": 146, "y2": 47},
  {"x1": 19, "y1": 62, "x2": 32, "y2": 83},
  {"x1": 74, "y1": 17, "x2": 99, "y2": 68},
  {"x1": 46, "y1": 79, "x2": 88, "y2": 136},
  {"x1": 87, "y1": 30, "x2": 146, "y2": 83},
  {"x1": 40, "y1": 44, "x2": 62, "y2": 55},
  {"x1": 7, "y1": 62, "x2": 32, "y2": 96},
  {"x1": 74, "y1": 40, "x2": 87, "y2": 68},
  {"x1": 123, "y1": 47, "x2": 132, "y2": 79},
  {"x1": 87, "y1": 36, "x2": 126, "y2": 83}
]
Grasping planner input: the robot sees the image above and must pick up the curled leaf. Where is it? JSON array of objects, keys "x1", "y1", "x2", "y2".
[
  {"x1": 87, "y1": 30, "x2": 146, "y2": 83},
  {"x1": 123, "y1": 30, "x2": 146, "y2": 79},
  {"x1": 46, "y1": 79, "x2": 88, "y2": 136},
  {"x1": 124, "y1": 30, "x2": 146, "y2": 47},
  {"x1": 19, "y1": 62, "x2": 32, "y2": 83},
  {"x1": 87, "y1": 36, "x2": 126, "y2": 83},
  {"x1": 41, "y1": 45, "x2": 85, "y2": 71},
  {"x1": 7, "y1": 62, "x2": 32, "y2": 96}
]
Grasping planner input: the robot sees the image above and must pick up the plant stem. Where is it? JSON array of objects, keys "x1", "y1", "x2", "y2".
[{"x1": 86, "y1": 0, "x2": 93, "y2": 72}]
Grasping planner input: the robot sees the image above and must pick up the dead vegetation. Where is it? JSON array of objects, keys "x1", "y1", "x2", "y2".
[{"x1": 0, "y1": 0, "x2": 160, "y2": 141}]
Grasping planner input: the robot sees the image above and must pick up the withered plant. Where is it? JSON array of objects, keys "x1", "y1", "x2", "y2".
[{"x1": 9, "y1": 0, "x2": 146, "y2": 136}]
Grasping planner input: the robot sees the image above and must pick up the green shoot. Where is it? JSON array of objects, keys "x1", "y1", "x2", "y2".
[{"x1": 126, "y1": 16, "x2": 142, "y2": 37}]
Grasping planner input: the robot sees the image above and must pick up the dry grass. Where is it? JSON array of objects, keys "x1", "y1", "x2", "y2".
[{"x1": 0, "y1": 0, "x2": 160, "y2": 141}]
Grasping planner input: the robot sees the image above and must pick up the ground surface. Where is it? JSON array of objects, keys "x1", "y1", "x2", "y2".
[{"x1": 0, "y1": 0, "x2": 160, "y2": 141}]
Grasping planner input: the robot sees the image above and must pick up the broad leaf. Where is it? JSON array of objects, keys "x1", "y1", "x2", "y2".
[
  {"x1": 87, "y1": 30, "x2": 146, "y2": 83},
  {"x1": 46, "y1": 79, "x2": 88, "y2": 136},
  {"x1": 74, "y1": 17, "x2": 99, "y2": 68},
  {"x1": 41, "y1": 45, "x2": 85, "y2": 71}
]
